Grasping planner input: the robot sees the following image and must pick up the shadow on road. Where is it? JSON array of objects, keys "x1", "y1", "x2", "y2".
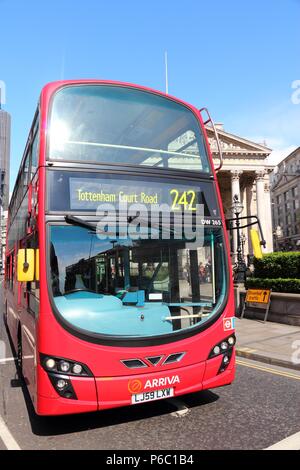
[{"x1": 26, "y1": 389, "x2": 219, "y2": 437}]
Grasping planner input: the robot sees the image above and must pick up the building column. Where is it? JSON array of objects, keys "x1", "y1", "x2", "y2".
[
  {"x1": 255, "y1": 170, "x2": 267, "y2": 252},
  {"x1": 241, "y1": 183, "x2": 249, "y2": 261},
  {"x1": 231, "y1": 170, "x2": 243, "y2": 261},
  {"x1": 264, "y1": 176, "x2": 274, "y2": 252},
  {"x1": 246, "y1": 179, "x2": 255, "y2": 256}
]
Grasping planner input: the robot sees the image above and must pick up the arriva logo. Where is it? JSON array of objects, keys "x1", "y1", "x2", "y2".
[
  {"x1": 128, "y1": 379, "x2": 143, "y2": 394},
  {"x1": 144, "y1": 375, "x2": 180, "y2": 389}
]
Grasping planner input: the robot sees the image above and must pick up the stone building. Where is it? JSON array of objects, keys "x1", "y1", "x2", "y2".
[
  {"x1": 0, "y1": 108, "x2": 11, "y2": 271},
  {"x1": 0, "y1": 109, "x2": 11, "y2": 210},
  {"x1": 270, "y1": 146, "x2": 300, "y2": 251},
  {"x1": 207, "y1": 124, "x2": 274, "y2": 260}
]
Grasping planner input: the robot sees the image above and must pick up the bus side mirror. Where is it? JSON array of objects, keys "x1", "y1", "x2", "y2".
[
  {"x1": 35, "y1": 249, "x2": 40, "y2": 281},
  {"x1": 17, "y1": 249, "x2": 35, "y2": 282},
  {"x1": 250, "y1": 229, "x2": 263, "y2": 259}
]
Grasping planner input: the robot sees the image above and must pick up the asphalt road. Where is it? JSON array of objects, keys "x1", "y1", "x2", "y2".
[{"x1": 0, "y1": 279, "x2": 300, "y2": 450}]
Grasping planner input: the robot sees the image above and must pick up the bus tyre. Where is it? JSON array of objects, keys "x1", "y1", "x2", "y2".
[{"x1": 17, "y1": 328, "x2": 23, "y2": 377}]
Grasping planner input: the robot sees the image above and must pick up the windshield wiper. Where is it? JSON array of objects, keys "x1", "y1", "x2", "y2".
[
  {"x1": 65, "y1": 215, "x2": 97, "y2": 231},
  {"x1": 64, "y1": 214, "x2": 122, "y2": 237},
  {"x1": 65, "y1": 214, "x2": 183, "y2": 237}
]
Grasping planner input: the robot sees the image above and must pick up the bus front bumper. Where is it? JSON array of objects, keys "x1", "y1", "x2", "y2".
[{"x1": 36, "y1": 351, "x2": 235, "y2": 416}]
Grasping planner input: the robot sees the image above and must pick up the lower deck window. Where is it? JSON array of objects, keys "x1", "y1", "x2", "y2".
[{"x1": 49, "y1": 225, "x2": 226, "y2": 338}]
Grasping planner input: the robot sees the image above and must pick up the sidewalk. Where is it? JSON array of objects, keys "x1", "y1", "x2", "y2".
[{"x1": 235, "y1": 317, "x2": 300, "y2": 371}]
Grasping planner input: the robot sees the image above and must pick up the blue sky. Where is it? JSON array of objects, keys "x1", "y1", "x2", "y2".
[{"x1": 0, "y1": 0, "x2": 300, "y2": 188}]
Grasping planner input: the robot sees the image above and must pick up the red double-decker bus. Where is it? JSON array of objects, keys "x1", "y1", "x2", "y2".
[{"x1": 4, "y1": 80, "x2": 235, "y2": 416}]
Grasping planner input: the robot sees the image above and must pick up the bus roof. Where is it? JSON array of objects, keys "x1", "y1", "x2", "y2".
[{"x1": 40, "y1": 79, "x2": 201, "y2": 116}]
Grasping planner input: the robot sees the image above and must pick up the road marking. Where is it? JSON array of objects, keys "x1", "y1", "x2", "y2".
[
  {"x1": 265, "y1": 431, "x2": 300, "y2": 450},
  {"x1": 236, "y1": 359, "x2": 300, "y2": 381},
  {"x1": 237, "y1": 347, "x2": 257, "y2": 353},
  {"x1": 168, "y1": 398, "x2": 190, "y2": 417},
  {"x1": 0, "y1": 355, "x2": 33, "y2": 365},
  {"x1": 0, "y1": 357, "x2": 16, "y2": 364},
  {"x1": 0, "y1": 415, "x2": 21, "y2": 450},
  {"x1": 8, "y1": 306, "x2": 18, "y2": 320}
]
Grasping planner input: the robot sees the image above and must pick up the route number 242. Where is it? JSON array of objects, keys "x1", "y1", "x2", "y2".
[{"x1": 170, "y1": 189, "x2": 197, "y2": 211}]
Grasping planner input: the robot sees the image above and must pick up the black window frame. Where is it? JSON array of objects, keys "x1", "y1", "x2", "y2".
[{"x1": 46, "y1": 83, "x2": 214, "y2": 179}]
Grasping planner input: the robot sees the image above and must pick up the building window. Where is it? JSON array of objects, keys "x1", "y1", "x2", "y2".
[{"x1": 292, "y1": 186, "x2": 298, "y2": 198}]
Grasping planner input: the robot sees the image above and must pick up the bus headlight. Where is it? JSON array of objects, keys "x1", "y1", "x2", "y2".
[
  {"x1": 208, "y1": 334, "x2": 236, "y2": 359},
  {"x1": 223, "y1": 355, "x2": 229, "y2": 364},
  {"x1": 57, "y1": 379, "x2": 67, "y2": 390},
  {"x1": 45, "y1": 358, "x2": 56, "y2": 370},
  {"x1": 48, "y1": 373, "x2": 77, "y2": 400},
  {"x1": 218, "y1": 351, "x2": 233, "y2": 374},
  {"x1": 40, "y1": 354, "x2": 93, "y2": 377},
  {"x1": 208, "y1": 335, "x2": 235, "y2": 374},
  {"x1": 59, "y1": 361, "x2": 71, "y2": 373},
  {"x1": 72, "y1": 364, "x2": 83, "y2": 375}
]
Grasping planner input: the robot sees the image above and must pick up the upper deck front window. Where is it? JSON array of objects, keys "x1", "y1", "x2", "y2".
[{"x1": 48, "y1": 85, "x2": 210, "y2": 173}]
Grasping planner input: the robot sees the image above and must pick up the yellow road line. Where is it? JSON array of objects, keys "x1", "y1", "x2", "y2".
[
  {"x1": 236, "y1": 359, "x2": 300, "y2": 381},
  {"x1": 238, "y1": 347, "x2": 257, "y2": 353}
]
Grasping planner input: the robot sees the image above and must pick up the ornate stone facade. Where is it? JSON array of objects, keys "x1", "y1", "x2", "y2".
[
  {"x1": 206, "y1": 124, "x2": 274, "y2": 260},
  {"x1": 270, "y1": 146, "x2": 300, "y2": 251}
]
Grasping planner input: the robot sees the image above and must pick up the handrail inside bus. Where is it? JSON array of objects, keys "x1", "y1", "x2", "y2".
[
  {"x1": 163, "y1": 313, "x2": 210, "y2": 321},
  {"x1": 164, "y1": 302, "x2": 212, "y2": 307},
  {"x1": 63, "y1": 140, "x2": 201, "y2": 159}
]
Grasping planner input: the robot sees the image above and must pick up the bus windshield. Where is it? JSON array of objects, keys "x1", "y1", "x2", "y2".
[
  {"x1": 49, "y1": 225, "x2": 226, "y2": 338},
  {"x1": 48, "y1": 85, "x2": 210, "y2": 173}
]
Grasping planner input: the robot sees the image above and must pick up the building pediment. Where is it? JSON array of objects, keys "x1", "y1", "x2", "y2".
[
  {"x1": 205, "y1": 125, "x2": 272, "y2": 157},
  {"x1": 272, "y1": 173, "x2": 299, "y2": 191}
]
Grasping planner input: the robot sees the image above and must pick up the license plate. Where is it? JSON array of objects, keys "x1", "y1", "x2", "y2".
[{"x1": 131, "y1": 387, "x2": 174, "y2": 404}]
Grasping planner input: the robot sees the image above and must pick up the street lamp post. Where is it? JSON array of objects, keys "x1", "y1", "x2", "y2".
[
  {"x1": 231, "y1": 194, "x2": 247, "y2": 284},
  {"x1": 240, "y1": 232, "x2": 246, "y2": 257}
]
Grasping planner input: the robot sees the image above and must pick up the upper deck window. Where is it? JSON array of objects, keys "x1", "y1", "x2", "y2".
[{"x1": 48, "y1": 85, "x2": 210, "y2": 173}]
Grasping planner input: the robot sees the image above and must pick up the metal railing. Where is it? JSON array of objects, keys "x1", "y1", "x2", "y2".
[{"x1": 199, "y1": 107, "x2": 223, "y2": 172}]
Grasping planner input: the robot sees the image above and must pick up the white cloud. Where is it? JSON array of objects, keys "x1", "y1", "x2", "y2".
[
  {"x1": 225, "y1": 99, "x2": 300, "y2": 161},
  {"x1": 244, "y1": 133, "x2": 297, "y2": 166},
  {"x1": 266, "y1": 145, "x2": 297, "y2": 166}
]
